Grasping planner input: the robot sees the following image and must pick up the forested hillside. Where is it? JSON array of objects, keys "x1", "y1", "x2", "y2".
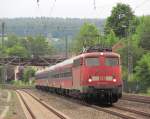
[{"x1": 0, "y1": 18, "x2": 104, "y2": 38}]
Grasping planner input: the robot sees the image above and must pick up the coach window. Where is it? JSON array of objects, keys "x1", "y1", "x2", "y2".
[
  {"x1": 49, "y1": 72, "x2": 52, "y2": 78},
  {"x1": 85, "y1": 57, "x2": 99, "y2": 66},
  {"x1": 73, "y1": 58, "x2": 82, "y2": 67}
]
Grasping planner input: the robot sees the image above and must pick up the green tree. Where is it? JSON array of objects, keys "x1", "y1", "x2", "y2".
[
  {"x1": 26, "y1": 36, "x2": 53, "y2": 57},
  {"x1": 73, "y1": 23, "x2": 101, "y2": 53},
  {"x1": 23, "y1": 67, "x2": 35, "y2": 83},
  {"x1": 2, "y1": 34, "x2": 54, "y2": 57},
  {"x1": 119, "y1": 39, "x2": 144, "y2": 69},
  {"x1": 6, "y1": 44, "x2": 29, "y2": 57},
  {"x1": 136, "y1": 16, "x2": 150, "y2": 51},
  {"x1": 105, "y1": 29, "x2": 119, "y2": 46},
  {"x1": 104, "y1": 3, "x2": 137, "y2": 38},
  {"x1": 135, "y1": 53, "x2": 150, "y2": 92},
  {"x1": 0, "y1": 34, "x2": 19, "y2": 56},
  {"x1": 5, "y1": 34, "x2": 19, "y2": 48}
]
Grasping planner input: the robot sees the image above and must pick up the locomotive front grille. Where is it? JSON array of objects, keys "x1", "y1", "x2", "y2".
[
  {"x1": 91, "y1": 76, "x2": 114, "y2": 81},
  {"x1": 105, "y1": 76, "x2": 113, "y2": 81},
  {"x1": 99, "y1": 76, "x2": 104, "y2": 80},
  {"x1": 91, "y1": 76, "x2": 99, "y2": 81}
]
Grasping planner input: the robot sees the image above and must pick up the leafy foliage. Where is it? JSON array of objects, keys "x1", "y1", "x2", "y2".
[
  {"x1": 136, "y1": 16, "x2": 150, "y2": 50},
  {"x1": 6, "y1": 44, "x2": 29, "y2": 57},
  {"x1": 72, "y1": 23, "x2": 101, "y2": 53},
  {"x1": 23, "y1": 67, "x2": 35, "y2": 83},
  {"x1": 25, "y1": 36, "x2": 53, "y2": 57},
  {"x1": 117, "y1": 16, "x2": 150, "y2": 93},
  {"x1": 104, "y1": 3, "x2": 137, "y2": 38},
  {"x1": 2, "y1": 18, "x2": 104, "y2": 38},
  {"x1": 5, "y1": 34, "x2": 19, "y2": 47},
  {"x1": 118, "y1": 39, "x2": 144, "y2": 70},
  {"x1": 2, "y1": 35, "x2": 54, "y2": 57},
  {"x1": 105, "y1": 29, "x2": 119, "y2": 46},
  {"x1": 135, "y1": 53, "x2": 150, "y2": 92}
]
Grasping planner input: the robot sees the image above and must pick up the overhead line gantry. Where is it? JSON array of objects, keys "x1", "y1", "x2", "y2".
[{"x1": 0, "y1": 56, "x2": 66, "y2": 66}]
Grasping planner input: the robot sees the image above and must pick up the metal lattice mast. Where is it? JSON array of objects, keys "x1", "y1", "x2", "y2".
[
  {"x1": 127, "y1": 21, "x2": 133, "y2": 92},
  {"x1": 1, "y1": 22, "x2": 5, "y2": 48}
]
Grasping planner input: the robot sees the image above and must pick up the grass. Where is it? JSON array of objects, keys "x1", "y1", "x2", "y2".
[
  {"x1": 0, "y1": 80, "x2": 35, "y2": 90},
  {"x1": 6, "y1": 90, "x2": 26, "y2": 119},
  {"x1": 140, "y1": 88, "x2": 150, "y2": 96},
  {"x1": 11, "y1": 80, "x2": 34, "y2": 87}
]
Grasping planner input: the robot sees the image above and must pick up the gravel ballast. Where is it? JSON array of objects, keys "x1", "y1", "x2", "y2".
[{"x1": 29, "y1": 89, "x2": 121, "y2": 119}]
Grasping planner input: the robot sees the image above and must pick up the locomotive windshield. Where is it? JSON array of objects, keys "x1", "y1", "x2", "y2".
[
  {"x1": 85, "y1": 57, "x2": 99, "y2": 66},
  {"x1": 105, "y1": 57, "x2": 119, "y2": 66}
]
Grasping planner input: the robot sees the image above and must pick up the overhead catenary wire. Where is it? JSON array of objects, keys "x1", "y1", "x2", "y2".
[
  {"x1": 36, "y1": 0, "x2": 57, "y2": 17},
  {"x1": 35, "y1": 0, "x2": 57, "y2": 36},
  {"x1": 49, "y1": 0, "x2": 57, "y2": 17},
  {"x1": 36, "y1": 0, "x2": 47, "y2": 35},
  {"x1": 37, "y1": 0, "x2": 40, "y2": 8},
  {"x1": 93, "y1": 0, "x2": 96, "y2": 10}
]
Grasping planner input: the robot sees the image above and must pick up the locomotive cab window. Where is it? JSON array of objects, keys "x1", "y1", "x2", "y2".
[
  {"x1": 73, "y1": 58, "x2": 83, "y2": 67},
  {"x1": 85, "y1": 57, "x2": 99, "y2": 66},
  {"x1": 105, "y1": 57, "x2": 119, "y2": 66}
]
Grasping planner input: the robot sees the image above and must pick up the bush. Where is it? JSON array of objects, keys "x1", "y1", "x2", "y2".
[{"x1": 23, "y1": 67, "x2": 35, "y2": 83}]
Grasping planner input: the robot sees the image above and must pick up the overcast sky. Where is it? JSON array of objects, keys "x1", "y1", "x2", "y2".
[{"x1": 0, "y1": 0, "x2": 150, "y2": 18}]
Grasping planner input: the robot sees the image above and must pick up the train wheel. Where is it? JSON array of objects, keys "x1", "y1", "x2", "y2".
[{"x1": 112, "y1": 94, "x2": 118, "y2": 103}]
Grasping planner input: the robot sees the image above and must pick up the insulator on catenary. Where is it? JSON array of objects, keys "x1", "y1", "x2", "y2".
[{"x1": 37, "y1": 0, "x2": 39, "y2": 7}]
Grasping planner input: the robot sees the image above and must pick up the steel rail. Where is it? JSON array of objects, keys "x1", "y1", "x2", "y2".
[
  {"x1": 21, "y1": 90, "x2": 69, "y2": 119},
  {"x1": 91, "y1": 105, "x2": 136, "y2": 119},
  {"x1": 26, "y1": 89, "x2": 149, "y2": 119},
  {"x1": 121, "y1": 95, "x2": 150, "y2": 104},
  {"x1": 114, "y1": 105, "x2": 150, "y2": 117},
  {"x1": 16, "y1": 91, "x2": 36, "y2": 119}
]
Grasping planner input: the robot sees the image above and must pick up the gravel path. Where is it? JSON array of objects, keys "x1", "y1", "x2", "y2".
[{"x1": 29, "y1": 89, "x2": 121, "y2": 119}]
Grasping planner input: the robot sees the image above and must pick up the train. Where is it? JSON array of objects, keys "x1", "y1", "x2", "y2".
[{"x1": 35, "y1": 46, "x2": 123, "y2": 104}]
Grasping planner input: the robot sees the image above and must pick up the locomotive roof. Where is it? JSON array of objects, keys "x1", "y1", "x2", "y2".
[{"x1": 36, "y1": 52, "x2": 120, "y2": 74}]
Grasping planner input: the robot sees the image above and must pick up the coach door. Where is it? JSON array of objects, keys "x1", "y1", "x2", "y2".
[{"x1": 72, "y1": 58, "x2": 82, "y2": 89}]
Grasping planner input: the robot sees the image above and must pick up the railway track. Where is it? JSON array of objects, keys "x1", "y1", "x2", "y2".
[
  {"x1": 16, "y1": 90, "x2": 36, "y2": 119},
  {"x1": 121, "y1": 94, "x2": 150, "y2": 104},
  {"x1": 16, "y1": 90, "x2": 70, "y2": 119},
  {"x1": 91, "y1": 105, "x2": 136, "y2": 119},
  {"x1": 89, "y1": 104, "x2": 150, "y2": 119},
  {"x1": 114, "y1": 105, "x2": 150, "y2": 117},
  {"x1": 26, "y1": 89, "x2": 150, "y2": 119},
  {"x1": 65, "y1": 98, "x2": 150, "y2": 119},
  {"x1": 61, "y1": 93, "x2": 150, "y2": 119}
]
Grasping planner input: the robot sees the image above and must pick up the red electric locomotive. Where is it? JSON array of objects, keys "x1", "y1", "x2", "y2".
[{"x1": 35, "y1": 46, "x2": 123, "y2": 104}]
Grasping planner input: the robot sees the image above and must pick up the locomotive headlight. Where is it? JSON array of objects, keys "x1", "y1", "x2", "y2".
[
  {"x1": 113, "y1": 78, "x2": 117, "y2": 82},
  {"x1": 88, "y1": 78, "x2": 92, "y2": 82},
  {"x1": 100, "y1": 52, "x2": 104, "y2": 55}
]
